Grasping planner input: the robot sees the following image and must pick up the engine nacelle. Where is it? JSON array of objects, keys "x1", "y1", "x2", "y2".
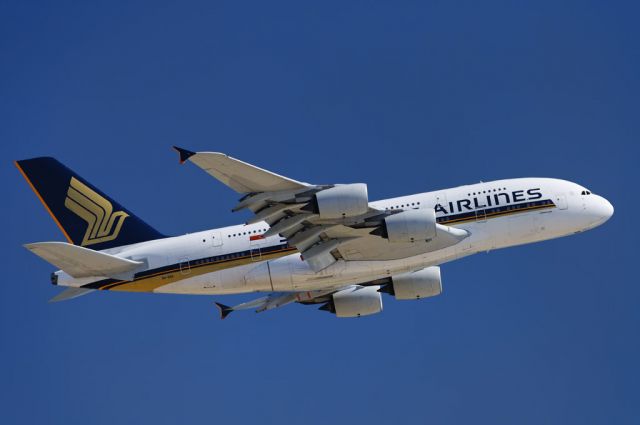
[
  {"x1": 314, "y1": 183, "x2": 369, "y2": 219},
  {"x1": 323, "y1": 285, "x2": 383, "y2": 318},
  {"x1": 389, "y1": 267, "x2": 442, "y2": 300},
  {"x1": 384, "y1": 208, "x2": 437, "y2": 243}
]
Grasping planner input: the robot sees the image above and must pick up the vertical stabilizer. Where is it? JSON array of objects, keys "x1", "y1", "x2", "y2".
[{"x1": 16, "y1": 157, "x2": 165, "y2": 250}]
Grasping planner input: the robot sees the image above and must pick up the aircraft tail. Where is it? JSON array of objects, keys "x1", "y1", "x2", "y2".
[{"x1": 15, "y1": 157, "x2": 165, "y2": 250}]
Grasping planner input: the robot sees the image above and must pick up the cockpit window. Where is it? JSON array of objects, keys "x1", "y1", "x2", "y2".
[{"x1": 581, "y1": 190, "x2": 592, "y2": 195}]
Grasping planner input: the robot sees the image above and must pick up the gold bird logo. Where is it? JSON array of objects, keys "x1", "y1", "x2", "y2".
[{"x1": 64, "y1": 177, "x2": 128, "y2": 246}]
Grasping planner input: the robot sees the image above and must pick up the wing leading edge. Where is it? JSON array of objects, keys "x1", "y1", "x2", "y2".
[{"x1": 172, "y1": 147, "x2": 309, "y2": 193}]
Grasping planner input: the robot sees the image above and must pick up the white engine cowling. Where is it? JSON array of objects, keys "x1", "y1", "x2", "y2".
[
  {"x1": 315, "y1": 183, "x2": 369, "y2": 219},
  {"x1": 384, "y1": 208, "x2": 437, "y2": 243},
  {"x1": 391, "y1": 267, "x2": 442, "y2": 300},
  {"x1": 332, "y1": 285, "x2": 383, "y2": 318}
]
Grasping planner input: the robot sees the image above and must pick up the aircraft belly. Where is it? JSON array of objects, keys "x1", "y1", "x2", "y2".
[
  {"x1": 268, "y1": 253, "x2": 449, "y2": 291},
  {"x1": 154, "y1": 262, "x2": 272, "y2": 295},
  {"x1": 338, "y1": 238, "x2": 428, "y2": 260},
  {"x1": 152, "y1": 238, "x2": 487, "y2": 296},
  {"x1": 335, "y1": 225, "x2": 470, "y2": 261}
]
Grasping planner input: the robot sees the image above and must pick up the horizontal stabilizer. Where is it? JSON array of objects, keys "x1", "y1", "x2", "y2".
[
  {"x1": 24, "y1": 241, "x2": 144, "y2": 280},
  {"x1": 49, "y1": 287, "x2": 95, "y2": 303},
  {"x1": 174, "y1": 148, "x2": 309, "y2": 193}
]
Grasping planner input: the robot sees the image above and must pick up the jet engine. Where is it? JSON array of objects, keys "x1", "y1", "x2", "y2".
[
  {"x1": 307, "y1": 183, "x2": 369, "y2": 219},
  {"x1": 381, "y1": 267, "x2": 442, "y2": 300},
  {"x1": 379, "y1": 208, "x2": 437, "y2": 243},
  {"x1": 319, "y1": 285, "x2": 382, "y2": 318}
]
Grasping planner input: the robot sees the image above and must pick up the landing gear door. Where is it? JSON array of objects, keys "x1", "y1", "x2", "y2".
[{"x1": 554, "y1": 194, "x2": 568, "y2": 210}]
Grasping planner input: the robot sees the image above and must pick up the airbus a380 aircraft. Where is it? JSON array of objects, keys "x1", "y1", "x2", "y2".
[{"x1": 16, "y1": 148, "x2": 613, "y2": 319}]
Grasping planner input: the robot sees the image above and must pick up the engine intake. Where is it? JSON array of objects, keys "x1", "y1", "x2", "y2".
[
  {"x1": 381, "y1": 208, "x2": 437, "y2": 243},
  {"x1": 320, "y1": 285, "x2": 383, "y2": 318},
  {"x1": 311, "y1": 183, "x2": 369, "y2": 219},
  {"x1": 383, "y1": 267, "x2": 442, "y2": 300}
]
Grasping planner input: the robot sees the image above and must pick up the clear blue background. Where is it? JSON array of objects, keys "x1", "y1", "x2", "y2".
[{"x1": 1, "y1": 1, "x2": 638, "y2": 424}]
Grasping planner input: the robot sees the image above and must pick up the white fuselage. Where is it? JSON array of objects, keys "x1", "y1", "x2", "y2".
[{"x1": 54, "y1": 177, "x2": 613, "y2": 295}]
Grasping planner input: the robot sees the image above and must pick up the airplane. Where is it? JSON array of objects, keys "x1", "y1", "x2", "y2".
[{"x1": 15, "y1": 147, "x2": 614, "y2": 319}]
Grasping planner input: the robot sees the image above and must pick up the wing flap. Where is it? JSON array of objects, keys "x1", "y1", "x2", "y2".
[{"x1": 24, "y1": 241, "x2": 144, "y2": 279}]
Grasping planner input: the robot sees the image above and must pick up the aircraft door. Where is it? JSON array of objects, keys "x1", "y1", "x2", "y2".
[
  {"x1": 475, "y1": 208, "x2": 487, "y2": 223},
  {"x1": 179, "y1": 257, "x2": 191, "y2": 275},
  {"x1": 211, "y1": 231, "x2": 223, "y2": 247},
  {"x1": 435, "y1": 192, "x2": 447, "y2": 211},
  {"x1": 554, "y1": 194, "x2": 568, "y2": 210},
  {"x1": 250, "y1": 237, "x2": 262, "y2": 261}
]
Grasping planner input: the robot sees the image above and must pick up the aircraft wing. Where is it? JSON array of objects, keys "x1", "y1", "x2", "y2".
[
  {"x1": 214, "y1": 288, "x2": 341, "y2": 319},
  {"x1": 175, "y1": 147, "x2": 469, "y2": 271},
  {"x1": 173, "y1": 147, "x2": 308, "y2": 193}
]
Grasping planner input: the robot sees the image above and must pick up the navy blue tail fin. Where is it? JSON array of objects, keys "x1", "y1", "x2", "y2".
[{"x1": 16, "y1": 157, "x2": 165, "y2": 250}]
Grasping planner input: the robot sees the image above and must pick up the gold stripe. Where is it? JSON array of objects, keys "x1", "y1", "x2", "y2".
[
  {"x1": 102, "y1": 248, "x2": 297, "y2": 292},
  {"x1": 441, "y1": 203, "x2": 554, "y2": 225},
  {"x1": 95, "y1": 203, "x2": 554, "y2": 293}
]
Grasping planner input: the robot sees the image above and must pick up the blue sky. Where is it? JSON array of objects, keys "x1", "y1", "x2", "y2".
[{"x1": 1, "y1": 1, "x2": 638, "y2": 424}]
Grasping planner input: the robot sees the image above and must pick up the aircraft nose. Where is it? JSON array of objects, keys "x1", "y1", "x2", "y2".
[
  {"x1": 602, "y1": 198, "x2": 613, "y2": 220},
  {"x1": 602, "y1": 197, "x2": 614, "y2": 221},
  {"x1": 592, "y1": 195, "x2": 614, "y2": 224}
]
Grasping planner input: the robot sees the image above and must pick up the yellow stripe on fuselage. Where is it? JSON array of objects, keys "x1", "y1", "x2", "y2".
[
  {"x1": 101, "y1": 247, "x2": 296, "y2": 292},
  {"x1": 95, "y1": 202, "x2": 554, "y2": 292},
  {"x1": 439, "y1": 202, "x2": 554, "y2": 225}
]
